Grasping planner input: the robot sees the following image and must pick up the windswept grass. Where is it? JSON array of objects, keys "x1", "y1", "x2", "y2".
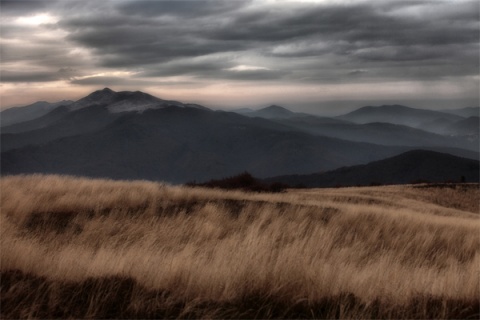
[{"x1": 1, "y1": 174, "x2": 479, "y2": 319}]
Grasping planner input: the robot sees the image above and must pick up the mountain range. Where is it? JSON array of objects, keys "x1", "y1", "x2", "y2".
[
  {"x1": 1, "y1": 100, "x2": 74, "y2": 127},
  {"x1": 1, "y1": 88, "x2": 478, "y2": 185},
  {"x1": 231, "y1": 104, "x2": 478, "y2": 151},
  {"x1": 337, "y1": 104, "x2": 465, "y2": 127},
  {"x1": 264, "y1": 150, "x2": 479, "y2": 188}
]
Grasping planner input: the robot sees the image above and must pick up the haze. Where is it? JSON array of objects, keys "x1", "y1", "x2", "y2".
[{"x1": 1, "y1": 0, "x2": 478, "y2": 114}]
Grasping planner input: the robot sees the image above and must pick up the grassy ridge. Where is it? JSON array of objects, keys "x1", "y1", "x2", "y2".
[{"x1": 1, "y1": 175, "x2": 479, "y2": 319}]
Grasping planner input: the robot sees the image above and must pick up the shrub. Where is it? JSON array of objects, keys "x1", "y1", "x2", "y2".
[{"x1": 187, "y1": 172, "x2": 288, "y2": 193}]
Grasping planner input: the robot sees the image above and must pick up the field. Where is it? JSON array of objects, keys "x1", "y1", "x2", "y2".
[{"x1": 1, "y1": 175, "x2": 479, "y2": 319}]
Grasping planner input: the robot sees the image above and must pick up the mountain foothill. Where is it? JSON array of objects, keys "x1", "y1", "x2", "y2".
[{"x1": 1, "y1": 88, "x2": 478, "y2": 186}]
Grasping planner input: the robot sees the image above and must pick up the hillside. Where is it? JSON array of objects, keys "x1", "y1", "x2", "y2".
[
  {"x1": 338, "y1": 105, "x2": 463, "y2": 127},
  {"x1": 0, "y1": 100, "x2": 74, "y2": 127},
  {"x1": 2, "y1": 89, "x2": 478, "y2": 183},
  {"x1": 442, "y1": 106, "x2": 479, "y2": 118},
  {"x1": 269, "y1": 117, "x2": 478, "y2": 151},
  {"x1": 447, "y1": 116, "x2": 479, "y2": 136},
  {"x1": 1, "y1": 105, "x2": 123, "y2": 151},
  {"x1": 1, "y1": 175, "x2": 479, "y2": 319},
  {"x1": 237, "y1": 105, "x2": 296, "y2": 119},
  {"x1": 1, "y1": 106, "x2": 410, "y2": 183},
  {"x1": 265, "y1": 150, "x2": 480, "y2": 187}
]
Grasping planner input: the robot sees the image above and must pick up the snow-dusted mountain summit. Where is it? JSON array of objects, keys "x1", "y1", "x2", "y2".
[{"x1": 69, "y1": 88, "x2": 208, "y2": 113}]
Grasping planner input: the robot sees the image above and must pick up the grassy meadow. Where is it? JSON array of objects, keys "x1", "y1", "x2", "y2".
[{"x1": 1, "y1": 174, "x2": 479, "y2": 319}]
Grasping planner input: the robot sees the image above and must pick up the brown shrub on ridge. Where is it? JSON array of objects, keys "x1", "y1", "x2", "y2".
[{"x1": 187, "y1": 172, "x2": 289, "y2": 193}]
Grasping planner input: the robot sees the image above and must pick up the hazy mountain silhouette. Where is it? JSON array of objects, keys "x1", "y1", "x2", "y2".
[
  {"x1": 418, "y1": 117, "x2": 457, "y2": 135},
  {"x1": 1, "y1": 88, "x2": 211, "y2": 151},
  {"x1": 234, "y1": 105, "x2": 319, "y2": 119},
  {"x1": 265, "y1": 150, "x2": 479, "y2": 188},
  {"x1": 1, "y1": 105, "x2": 123, "y2": 151},
  {"x1": 447, "y1": 117, "x2": 479, "y2": 136},
  {"x1": 236, "y1": 105, "x2": 479, "y2": 151},
  {"x1": 0, "y1": 100, "x2": 74, "y2": 127},
  {"x1": 270, "y1": 117, "x2": 478, "y2": 151},
  {"x1": 441, "y1": 106, "x2": 479, "y2": 118},
  {"x1": 1, "y1": 106, "x2": 71, "y2": 134},
  {"x1": 2, "y1": 89, "x2": 479, "y2": 184},
  {"x1": 68, "y1": 87, "x2": 208, "y2": 112},
  {"x1": 243, "y1": 105, "x2": 295, "y2": 119},
  {"x1": 2, "y1": 105, "x2": 419, "y2": 183},
  {"x1": 338, "y1": 105, "x2": 463, "y2": 127}
]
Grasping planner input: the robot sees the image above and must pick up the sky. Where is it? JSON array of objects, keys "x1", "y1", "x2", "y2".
[{"x1": 0, "y1": 0, "x2": 479, "y2": 114}]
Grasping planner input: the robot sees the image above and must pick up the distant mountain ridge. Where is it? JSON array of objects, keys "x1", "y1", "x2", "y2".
[
  {"x1": 1, "y1": 88, "x2": 209, "y2": 128},
  {"x1": 441, "y1": 106, "x2": 479, "y2": 118},
  {"x1": 2, "y1": 89, "x2": 479, "y2": 185},
  {"x1": 265, "y1": 150, "x2": 480, "y2": 188},
  {"x1": 234, "y1": 105, "x2": 314, "y2": 119},
  {"x1": 1, "y1": 100, "x2": 74, "y2": 127},
  {"x1": 267, "y1": 117, "x2": 478, "y2": 151},
  {"x1": 245, "y1": 105, "x2": 295, "y2": 119},
  {"x1": 68, "y1": 87, "x2": 209, "y2": 113},
  {"x1": 2, "y1": 105, "x2": 418, "y2": 183},
  {"x1": 338, "y1": 104, "x2": 464, "y2": 127}
]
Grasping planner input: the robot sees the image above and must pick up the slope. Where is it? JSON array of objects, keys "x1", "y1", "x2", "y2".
[
  {"x1": 265, "y1": 150, "x2": 480, "y2": 187},
  {"x1": 1, "y1": 100, "x2": 74, "y2": 127},
  {"x1": 1, "y1": 107, "x2": 411, "y2": 183},
  {"x1": 338, "y1": 105, "x2": 464, "y2": 127},
  {"x1": 1, "y1": 105, "x2": 122, "y2": 152},
  {"x1": 270, "y1": 116, "x2": 478, "y2": 151}
]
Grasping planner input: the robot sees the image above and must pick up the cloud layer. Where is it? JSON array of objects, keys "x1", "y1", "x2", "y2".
[{"x1": 1, "y1": 0, "x2": 478, "y2": 110}]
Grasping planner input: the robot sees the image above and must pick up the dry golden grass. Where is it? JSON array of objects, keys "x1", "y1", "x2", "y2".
[{"x1": 1, "y1": 174, "x2": 479, "y2": 319}]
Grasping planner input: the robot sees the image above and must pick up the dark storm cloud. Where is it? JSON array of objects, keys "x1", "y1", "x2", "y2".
[
  {"x1": 118, "y1": 0, "x2": 248, "y2": 18},
  {"x1": 1, "y1": 0, "x2": 478, "y2": 86},
  {"x1": 0, "y1": 39, "x2": 88, "y2": 71},
  {"x1": 63, "y1": 20, "x2": 248, "y2": 68},
  {"x1": 139, "y1": 59, "x2": 287, "y2": 82},
  {"x1": 1, "y1": 70, "x2": 60, "y2": 82},
  {"x1": 218, "y1": 69, "x2": 287, "y2": 81},
  {"x1": 210, "y1": 3, "x2": 478, "y2": 54},
  {"x1": 347, "y1": 70, "x2": 368, "y2": 76},
  {"x1": 0, "y1": 0, "x2": 56, "y2": 15},
  {"x1": 69, "y1": 76, "x2": 198, "y2": 87},
  {"x1": 59, "y1": 0, "x2": 478, "y2": 82},
  {"x1": 69, "y1": 76, "x2": 140, "y2": 86},
  {"x1": 70, "y1": 34, "x2": 245, "y2": 68},
  {"x1": 140, "y1": 59, "x2": 233, "y2": 77},
  {"x1": 1, "y1": 67, "x2": 81, "y2": 83}
]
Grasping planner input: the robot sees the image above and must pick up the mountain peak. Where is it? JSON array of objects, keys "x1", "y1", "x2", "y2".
[
  {"x1": 339, "y1": 104, "x2": 464, "y2": 126},
  {"x1": 68, "y1": 88, "x2": 118, "y2": 111},
  {"x1": 263, "y1": 105, "x2": 292, "y2": 112},
  {"x1": 250, "y1": 105, "x2": 295, "y2": 119},
  {"x1": 361, "y1": 104, "x2": 410, "y2": 111},
  {"x1": 94, "y1": 87, "x2": 116, "y2": 96},
  {"x1": 68, "y1": 88, "x2": 210, "y2": 113}
]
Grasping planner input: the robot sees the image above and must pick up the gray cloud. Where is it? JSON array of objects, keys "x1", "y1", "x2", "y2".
[
  {"x1": 0, "y1": 0, "x2": 56, "y2": 15},
  {"x1": 64, "y1": 22, "x2": 248, "y2": 68},
  {"x1": 140, "y1": 59, "x2": 233, "y2": 77},
  {"x1": 1, "y1": 0, "x2": 478, "y2": 104},
  {"x1": 117, "y1": 0, "x2": 248, "y2": 18},
  {"x1": 217, "y1": 69, "x2": 287, "y2": 81},
  {"x1": 347, "y1": 70, "x2": 368, "y2": 76},
  {"x1": 55, "y1": 0, "x2": 478, "y2": 82},
  {"x1": 69, "y1": 76, "x2": 200, "y2": 88},
  {"x1": 1, "y1": 70, "x2": 60, "y2": 82}
]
